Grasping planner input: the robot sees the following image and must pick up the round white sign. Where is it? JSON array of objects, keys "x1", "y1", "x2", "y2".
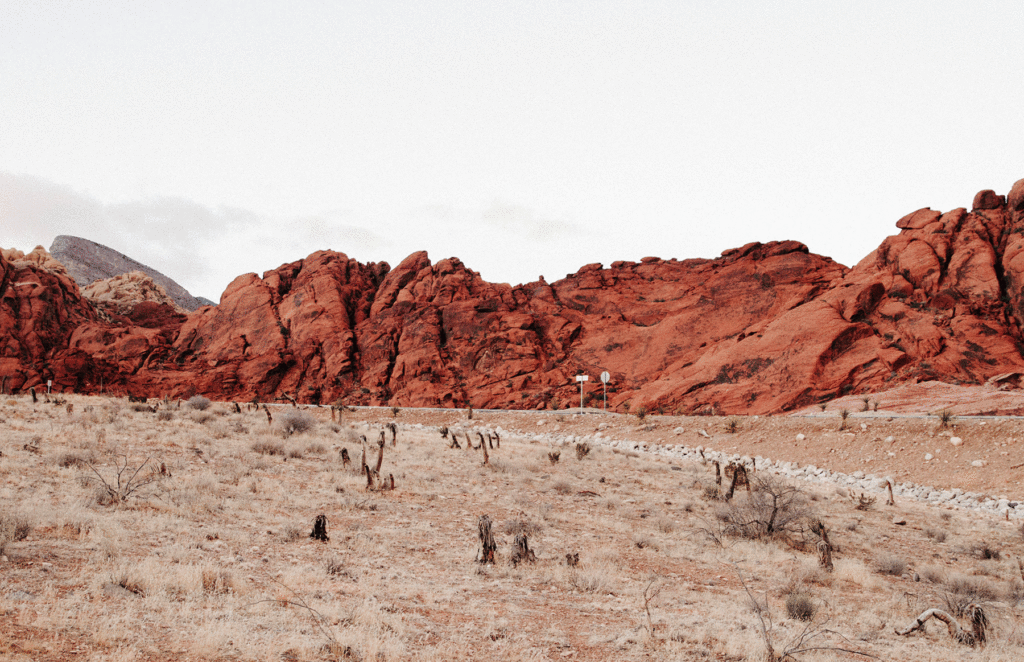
[{"x1": 600, "y1": 371, "x2": 610, "y2": 383}]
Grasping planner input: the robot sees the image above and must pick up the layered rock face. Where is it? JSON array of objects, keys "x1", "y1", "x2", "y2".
[
  {"x1": 50, "y1": 235, "x2": 203, "y2": 311},
  {"x1": 7, "y1": 181, "x2": 1024, "y2": 413}
]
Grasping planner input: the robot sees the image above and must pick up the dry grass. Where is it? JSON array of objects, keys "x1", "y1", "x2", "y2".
[{"x1": 0, "y1": 395, "x2": 1023, "y2": 661}]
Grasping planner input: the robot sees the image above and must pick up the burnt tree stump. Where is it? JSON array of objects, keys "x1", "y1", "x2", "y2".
[
  {"x1": 724, "y1": 463, "x2": 750, "y2": 501},
  {"x1": 478, "y1": 515, "x2": 496, "y2": 564},
  {"x1": 340, "y1": 448, "x2": 350, "y2": 468},
  {"x1": 565, "y1": 552, "x2": 580, "y2": 567},
  {"x1": 811, "y1": 520, "x2": 834, "y2": 572},
  {"x1": 310, "y1": 514, "x2": 329, "y2": 542},
  {"x1": 510, "y1": 533, "x2": 536, "y2": 567}
]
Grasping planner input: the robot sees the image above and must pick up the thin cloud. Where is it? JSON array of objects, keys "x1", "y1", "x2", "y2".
[{"x1": 479, "y1": 200, "x2": 579, "y2": 240}]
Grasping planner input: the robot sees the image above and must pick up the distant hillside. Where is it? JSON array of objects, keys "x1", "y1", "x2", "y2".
[{"x1": 50, "y1": 235, "x2": 204, "y2": 311}]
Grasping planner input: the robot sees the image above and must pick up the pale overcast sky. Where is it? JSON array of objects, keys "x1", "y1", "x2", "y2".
[{"x1": 2, "y1": 1, "x2": 1024, "y2": 301}]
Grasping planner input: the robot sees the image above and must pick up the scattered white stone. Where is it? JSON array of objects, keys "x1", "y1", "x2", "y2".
[
  {"x1": 860, "y1": 423, "x2": 867, "y2": 431},
  {"x1": 950, "y1": 437, "x2": 963, "y2": 447},
  {"x1": 971, "y1": 460, "x2": 987, "y2": 468},
  {"x1": 698, "y1": 429, "x2": 710, "y2": 438},
  {"x1": 796, "y1": 433, "x2": 805, "y2": 441},
  {"x1": 924, "y1": 453, "x2": 933, "y2": 461},
  {"x1": 885, "y1": 436, "x2": 895, "y2": 443}
]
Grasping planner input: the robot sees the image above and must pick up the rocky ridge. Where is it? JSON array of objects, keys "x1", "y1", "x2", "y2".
[{"x1": 6, "y1": 180, "x2": 1024, "y2": 413}]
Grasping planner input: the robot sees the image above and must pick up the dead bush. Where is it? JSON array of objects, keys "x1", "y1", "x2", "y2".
[
  {"x1": 0, "y1": 513, "x2": 32, "y2": 555},
  {"x1": 56, "y1": 452, "x2": 92, "y2": 468},
  {"x1": 873, "y1": 553, "x2": 907, "y2": 576},
  {"x1": 785, "y1": 592, "x2": 816, "y2": 621},
  {"x1": 187, "y1": 395, "x2": 211, "y2": 411},
  {"x1": 502, "y1": 517, "x2": 542, "y2": 538},
  {"x1": 325, "y1": 556, "x2": 348, "y2": 577},
  {"x1": 552, "y1": 479, "x2": 573, "y2": 495},
  {"x1": 278, "y1": 409, "x2": 317, "y2": 437},
  {"x1": 201, "y1": 569, "x2": 236, "y2": 594},
  {"x1": 943, "y1": 573, "x2": 999, "y2": 616},
  {"x1": 251, "y1": 439, "x2": 285, "y2": 456},
  {"x1": 972, "y1": 541, "x2": 1001, "y2": 560},
  {"x1": 281, "y1": 525, "x2": 305, "y2": 542},
  {"x1": 190, "y1": 411, "x2": 214, "y2": 424},
  {"x1": 715, "y1": 474, "x2": 813, "y2": 543},
  {"x1": 919, "y1": 565, "x2": 946, "y2": 584}
]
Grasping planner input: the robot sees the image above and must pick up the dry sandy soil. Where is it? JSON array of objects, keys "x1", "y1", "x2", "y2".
[{"x1": 3, "y1": 392, "x2": 1024, "y2": 661}]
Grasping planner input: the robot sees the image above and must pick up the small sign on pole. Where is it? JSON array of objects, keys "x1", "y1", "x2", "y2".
[
  {"x1": 576, "y1": 374, "x2": 589, "y2": 409},
  {"x1": 46, "y1": 379, "x2": 52, "y2": 394},
  {"x1": 599, "y1": 371, "x2": 610, "y2": 411}
]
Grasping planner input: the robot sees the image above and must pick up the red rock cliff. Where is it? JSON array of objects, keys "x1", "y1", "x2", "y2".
[{"x1": 7, "y1": 181, "x2": 1024, "y2": 413}]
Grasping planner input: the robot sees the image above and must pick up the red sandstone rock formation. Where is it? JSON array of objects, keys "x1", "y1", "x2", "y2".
[{"x1": 8, "y1": 180, "x2": 1024, "y2": 413}]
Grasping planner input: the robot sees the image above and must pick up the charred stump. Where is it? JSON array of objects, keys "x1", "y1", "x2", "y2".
[
  {"x1": 340, "y1": 448, "x2": 351, "y2": 468},
  {"x1": 724, "y1": 463, "x2": 749, "y2": 501},
  {"x1": 387, "y1": 422, "x2": 398, "y2": 446},
  {"x1": 440, "y1": 425, "x2": 449, "y2": 440},
  {"x1": 29, "y1": 387, "x2": 37, "y2": 403},
  {"x1": 811, "y1": 520, "x2": 834, "y2": 572},
  {"x1": 310, "y1": 514, "x2": 329, "y2": 542},
  {"x1": 565, "y1": 552, "x2": 580, "y2": 567},
  {"x1": 548, "y1": 451, "x2": 560, "y2": 465},
  {"x1": 263, "y1": 405, "x2": 273, "y2": 425},
  {"x1": 510, "y1": 533, "x2": 536, "y2": 567},
  {"x1": 478, "y1": 515, "x2": 496, "y2": 564}
]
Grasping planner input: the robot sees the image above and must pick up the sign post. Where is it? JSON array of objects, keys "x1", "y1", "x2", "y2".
[
  {"x1": 575, "y1": 374, "x2": 589, "y2": 409},
  {"x1": 599, "y1": 371, "x2": 610, "y2": 411},
  {"x1": 46, "y1": 379, "x2": 52, "y2": 394}
]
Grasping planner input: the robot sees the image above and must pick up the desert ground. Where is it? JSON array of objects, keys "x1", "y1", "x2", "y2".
[{"x1": 3, "y1": 392, "x2": 1024, "y2": 661}]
